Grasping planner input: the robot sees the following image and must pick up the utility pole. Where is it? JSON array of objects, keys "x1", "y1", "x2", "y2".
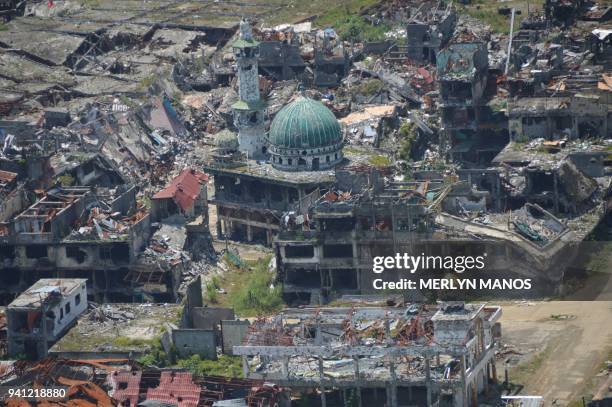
[{"x1": 505, "y1": 8, "x2": 516, "y2": 76}]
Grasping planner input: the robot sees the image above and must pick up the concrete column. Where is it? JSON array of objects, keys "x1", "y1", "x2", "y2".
[
  {"x1": 266, "y1": 219, "x2": 272, "y2": 246},
  {"x1": 282, "y1": 357, "x2": 289, "y2": 379},
  {"x1": 216, "y1": 218, "x2": 223, "y2": 239},
  {"x1": 553, "y1": 173, "x2": 560, "y2": 214},
  {"x1": 246, "y1": 215, "x2": 253, "y2": 242},
  {"x1": 353, "y1": 356, "x2": 362, "y2": 407},
  {"x1": 389, "y1": 360, "x2": 398, "y2": 407},
  {"x1": 426, "y1": 357, "x2": 432, "y2": 407},
  {"x1": 460, "y1": 355, "x2": 467, "y2": 407},
  {"x1": 318, "y1": 357, "x2": 327, "y2": 407},
  {"x1": 242, "y1": 356, "x2": 249, "y2": 378}
]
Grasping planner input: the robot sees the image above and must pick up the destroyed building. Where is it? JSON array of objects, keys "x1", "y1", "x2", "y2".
[
  {"x1": 0, "y1": 357, "x2": 290, "y2": 406},
  {"x1": 438, "y1": 42, "x2": 508, "y2": 166},
  {"x1": 0, "y1": 185, "x2": 151, "y2": 303},
  {"x1": 507, "y1": 95, "x2": 611, "y2": 141},
  {"x1": 203, "y1": 21, "x2": 351, "y2": 246},
  {"x1": 7, "y1": 278, "x2": 87, "y2": 359},
  {"x1": 151, "y1": 168, "x2": 209, "y2": 222},
  {"x1": 276, "y1": 144, "x2": 610, "y2": 303},
  {"x1": 234, "y1": 302, "x2": 502, "y2": 407},
  {"x1": 403, "y1": 3, "x2": 457, "y2": 64}
]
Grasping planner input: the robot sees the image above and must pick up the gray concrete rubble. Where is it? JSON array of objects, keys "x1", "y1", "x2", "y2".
[{"x1": 0, "y1": 0, "x2": 610, "y2": 404}]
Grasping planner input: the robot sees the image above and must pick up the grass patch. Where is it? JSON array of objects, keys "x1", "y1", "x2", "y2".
[
  {"x1": 458, "y1": 0, "x2": 545, "y2": 34},
  {"x1": 398, "y1": 122, "x2": 417, "y2": 161},
  {"x1": 509, "y1": 344, "x2": 552, "y2": 385},
  {"x1": 205, "y1": 276, "x2": 221, "y2": 303},
  {"x1": 57, "y1": 174, "x2": 75, "y2": 187},
  {"x1": 315, "y1": 0, "x2": 379, "y2": 26},
  {"x1": 212, "y1": 254, "x2": 285, "y2": 317},
  {"x1": 177, "y1": 355, "x2": 243, "y2": 378},
  {"x1": 368, "y1": 154, "x2": 392, "y2": 167},
  {"x1": 80, "y1": 0, "x2": 101, "y2": 6},
  {"x1": 113, "y1": 336, "x2": 157, "y2": 348},
  {"x1": 353, "y1": 78, "x2": 384, "y2": 97}
]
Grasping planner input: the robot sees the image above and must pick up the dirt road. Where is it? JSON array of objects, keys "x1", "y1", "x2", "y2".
[{"x1": 499, "y1": 300, "x2": 612, "y2": 404}]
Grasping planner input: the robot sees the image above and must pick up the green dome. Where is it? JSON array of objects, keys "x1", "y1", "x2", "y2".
[{"x1": 268, "y1": 96, "x2": 342, "y2": 150}]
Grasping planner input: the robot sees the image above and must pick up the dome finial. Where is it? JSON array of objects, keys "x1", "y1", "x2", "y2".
[
  {"x1": 297, "y1": 82, "x2": 306, "y2": 96},
  {"x1": 239, "y1": 18, "x2": 252, "y2": 41}
]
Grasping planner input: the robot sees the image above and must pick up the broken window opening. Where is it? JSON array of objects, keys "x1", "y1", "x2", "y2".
[
  {"x1": 331, "y1": 269, "x2": 357, "y2": 290},
  {"x1": 0, "y1": 245, "x2": 15, "y2": 260},
  {"x1": 286, "y1": 269, "x2": 320, "y2": 288},
  {"x1": 25, "y1": 245, "x2": 48, "y2": 259},
  {"x1": 322, "y1": 244, "x2": 353, "y2": 258},
  {"x1": 312, "y1": 157, "x2": 320, "y2": 170},
  {"x1": 66, "y1": 246, "x2": 88, "y2": 264},
  {"x1": 285, "y1": 245, "x2": 314, "y2": 258},
  {"x1": 110, "y1": 243, "x2": 131, "y2": 264}
]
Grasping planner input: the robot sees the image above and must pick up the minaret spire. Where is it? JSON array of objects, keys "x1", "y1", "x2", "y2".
[{"x1": 231, "y1": 18, "x2": 267, "y2": 160}]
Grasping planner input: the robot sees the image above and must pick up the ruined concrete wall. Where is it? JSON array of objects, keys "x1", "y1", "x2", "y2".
[
  {"x1": 569, "y1": 152, "x2": 606, "y2": 178},
  {"x1": 130, "y1": 213, "x2": 151, "y2": 256},
  {"x1": 172, "y1": 329, "x2": 217, "y2": 359},
  {"x1": 191, "y1": 307, "x2": 235, "y2": 330},
  {"x1": 110, "y1": 186, "x2": 137, "y2": 215},
  {"x1": 0, "y1": 186, "x2": 27, "y2": 223},
  {"x1": 221, "y1": 319, "x2": 249, "y2": 355}
]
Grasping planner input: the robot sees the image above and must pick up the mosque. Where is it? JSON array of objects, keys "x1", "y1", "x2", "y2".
[{"x1": 203, "y1": 20, "x2": 346, "y2": 245}]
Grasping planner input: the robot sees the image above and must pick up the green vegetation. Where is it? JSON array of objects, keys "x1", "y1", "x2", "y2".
[
  {"x1": 57, "y1": 174, "x2": 75, "y2": 187},
  {"x1": 458, "y1": 0, "x2": 545, "y2": 34},
  {"x1": 331, "y1": 15, "x2": 389, "y2": 42},
  {"x1": 398, "y1": 122, "x2": 417, "y2": 161},
  {"x1": 136, "y1": 337, "x2": 174, "y2": 367},
  {"x1": 368, "y1": 154, "x2": 392, "y2": 167},
  {"x1": 509, "y1": 344, "x2": 552, "y2": 385},
  {"x1": 205, "y1": 276, "x2": 221, "y2": 304},
  {"x1": 80, "y1": 0, "x2": 101, "y2": 6},
  {"x1": 0, "y1": 24, "x2": 8, "y2": 32},
  {"x1": 113, "y1": 336, "x2": 158, "y2": 348},
  {"x1": 315, "y1": 0, "x2": 381, "y2": 26},
  {"x1": 353, "y1": 78, "x2": 384, "y2": 97},
  {"x1": 210, "y1": 254, "x2": 285, "y2": 317},
  {"x1": 139, "y1": 75, "x2": 156, "y2": 90},
  {"x1": 177, "y1": 355, "x2": 243, "y2": 378},
  {"x1": 229, "y1": 255, "x2": 284, "y2": 317}
]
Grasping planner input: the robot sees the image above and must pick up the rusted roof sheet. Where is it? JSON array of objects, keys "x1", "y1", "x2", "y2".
[{"x1": 152, "y1": 168, "x2": 208, "y2": 212}]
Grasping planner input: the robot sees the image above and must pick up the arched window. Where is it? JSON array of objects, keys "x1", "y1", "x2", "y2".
[{"x1": 326, "y1": 155, "x2": 330, "y2": 163}]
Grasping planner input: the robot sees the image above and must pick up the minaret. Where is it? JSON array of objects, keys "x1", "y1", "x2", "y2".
[{"x1": 231, "y1": 19, "x2": 266, "y2": 160}]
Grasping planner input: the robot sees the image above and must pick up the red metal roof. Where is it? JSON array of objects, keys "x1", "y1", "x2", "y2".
[
  {"x1": 111, "y1": 370, "x2": 142, "y2": 406},
  {"x1": 152, "y1": 168, "x2": 208, "y2": 212},
  {"x1": 145, "y1": 371, "x2": 200, "y2": 407}
]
